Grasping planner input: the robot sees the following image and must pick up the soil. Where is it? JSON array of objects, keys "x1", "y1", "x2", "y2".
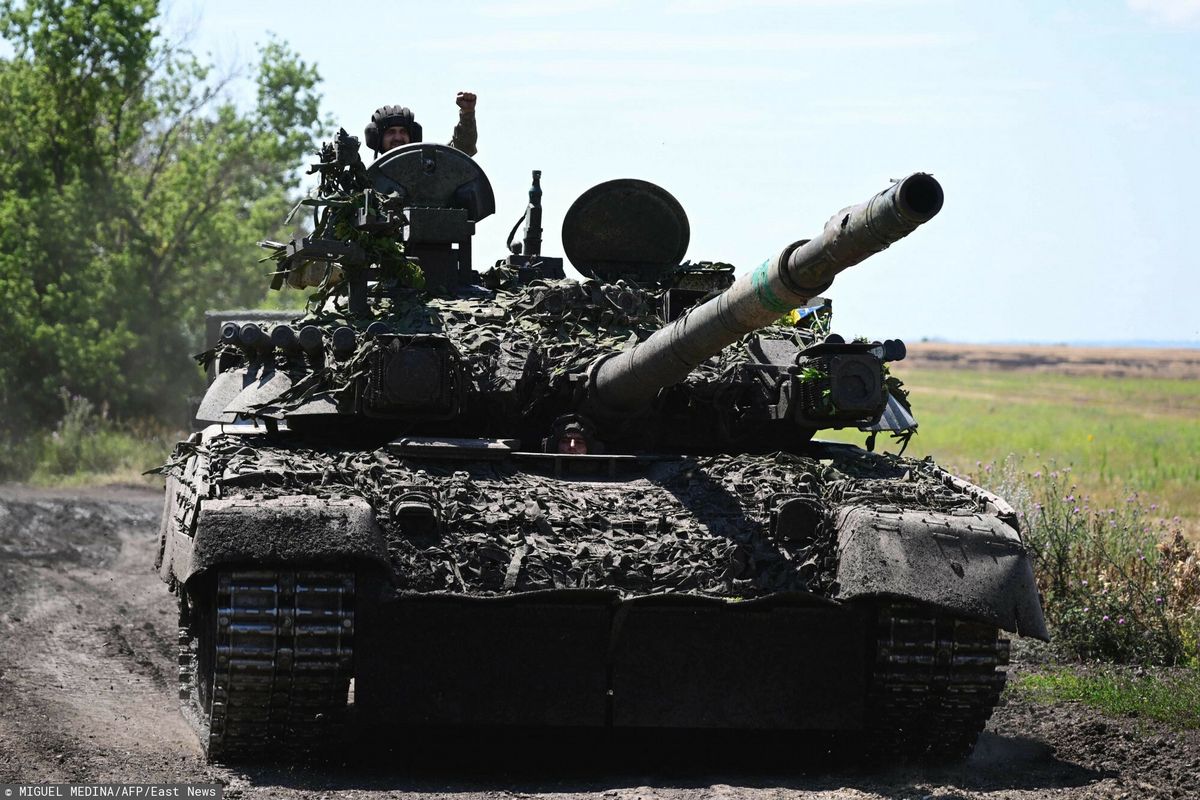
[
  {"x1": 2, "y1": 484, "x2": 1198, "y2": 800},
  {"x1": 903, "y1": 343, "x2": 1200, "y2": 380}
]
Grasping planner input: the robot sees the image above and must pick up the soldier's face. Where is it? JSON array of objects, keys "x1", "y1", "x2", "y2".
[
  {"x1": 557, "y1": 433, "x2": 587, "y2": 454},
  {"x1": 381, "y1": 126, "x2": 411, "y2": 152}
]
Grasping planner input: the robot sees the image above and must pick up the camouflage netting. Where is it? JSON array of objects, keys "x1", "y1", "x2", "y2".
[
  {"x1": 204, "y1": 274, "x2": 811, "y2": 416},
  {"x1": 162, "y1": 434, "x2": 985, "y2": 599}
]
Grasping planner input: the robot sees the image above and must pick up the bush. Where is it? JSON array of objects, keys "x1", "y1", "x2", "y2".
[
  {"x1": 982, "y1": 459, "x2": 1200, "y2": 667},
  {"x1": 0, "y1": 3, "x2": 327, "y2": 433},
  {"x1": 0, "y1": 431, "x2": 39, "y2": 481},
  {"x1": 0, "y1": 392, "x2": 177, "y2": 485}
]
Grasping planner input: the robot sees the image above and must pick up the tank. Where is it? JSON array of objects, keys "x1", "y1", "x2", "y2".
[{"x1": 156, "y1": 131, "x2": 1048, "y2": 762}]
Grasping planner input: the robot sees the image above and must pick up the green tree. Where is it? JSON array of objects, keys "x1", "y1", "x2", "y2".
[{"x1": 0, "y1": 1, "x2": 326, "y2": 437}]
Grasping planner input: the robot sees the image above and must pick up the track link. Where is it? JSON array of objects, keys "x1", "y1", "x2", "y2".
[
  {"x1": 870, "y1": 602, "x2": 1010, "y2": 760},
  {"x1": 179, "y1": 569, "x2": 355, "y2": 760}
]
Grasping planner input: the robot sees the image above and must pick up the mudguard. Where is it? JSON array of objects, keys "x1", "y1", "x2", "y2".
[
  {"x1": 160, "y1": 491, "x2": 390, "y2": 585},
  {"x1": 834, "y1": 505, "x2": 1050, "y2": 640}
]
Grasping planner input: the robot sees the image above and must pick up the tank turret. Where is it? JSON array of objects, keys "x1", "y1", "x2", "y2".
[{"x1": 587, "y1": 173, "x2": 943, "y2": 414}]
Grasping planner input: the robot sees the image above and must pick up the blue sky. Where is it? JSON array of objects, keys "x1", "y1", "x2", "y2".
[{"x1": 170, "y1": 0, "x2": 1200, "y2": 344}]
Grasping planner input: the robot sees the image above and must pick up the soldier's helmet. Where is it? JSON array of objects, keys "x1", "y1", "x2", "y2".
[{"x1": 365, "y1": 105, "x2": 424, "y2": 153}]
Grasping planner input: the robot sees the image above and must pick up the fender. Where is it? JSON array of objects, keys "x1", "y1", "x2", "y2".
[
  {"x1": 834, "y1": 505, "x2": 1050, "y2": 640},
  {"x1": 161, "y1": 492, "x2": 390, "y2": 585}
]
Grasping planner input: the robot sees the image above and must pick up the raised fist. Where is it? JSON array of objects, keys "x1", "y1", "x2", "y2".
[{"x1": 456, "y1": 91, "x2": 477, "y2": 113}]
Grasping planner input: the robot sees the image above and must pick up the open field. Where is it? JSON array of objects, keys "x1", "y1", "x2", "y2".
[
  {"x1": 828, "y1": 343, "x2": 1200, "y2": 538},
  {"x1": 903, "y1": 342, "x2": 1200, "y2": 380}
]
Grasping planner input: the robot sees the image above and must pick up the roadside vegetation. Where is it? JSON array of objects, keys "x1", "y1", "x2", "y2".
[
  {"x1": 1, "y1": 394, "x2": 178, "y2": 486},
  {"x1": 987, "y1": 460, "x2": 1200, "y2": 668},
  {"x1": 989, "y1": 459, "x2": 1200, "y2": 725},
  {"x1": 1013, "y1": 666, "x2": 1200, "y2": 729},
  {"x1": 0, "y1": 0, "x2": 327, "y2": 471}
]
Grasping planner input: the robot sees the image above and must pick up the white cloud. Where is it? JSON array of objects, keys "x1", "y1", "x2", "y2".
[{"x1": 1127, "y1": 0, "x2": 1200, "y2": 24}]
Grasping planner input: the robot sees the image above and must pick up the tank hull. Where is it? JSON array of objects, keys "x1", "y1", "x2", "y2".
[
  {"x1": 161, "y1": 428, "x2": 1033, "y2": 760},
  {"x1": 174, "y1": 566, "x2": 1009, "y2": 760},
  {"x1": 355, "y1": 591, "x2": 868, "y2": 731}
]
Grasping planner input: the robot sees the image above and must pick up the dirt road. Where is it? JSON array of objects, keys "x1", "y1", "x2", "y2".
[{"x1": 2, "y1": 484, "x2": 1197, "y2": 799}]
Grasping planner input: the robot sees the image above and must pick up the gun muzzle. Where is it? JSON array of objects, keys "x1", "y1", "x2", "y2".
[
  {"x1": 770, "y1": 172, "x2": 943, "y2": 296},
  {"x1": 588, "y1": 173, "x2": 943, "y2": 414}
]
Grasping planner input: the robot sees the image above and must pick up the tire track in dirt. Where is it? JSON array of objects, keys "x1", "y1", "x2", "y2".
[{"x1": 0, "y1": 488, "x2": 206, "y2": 783}]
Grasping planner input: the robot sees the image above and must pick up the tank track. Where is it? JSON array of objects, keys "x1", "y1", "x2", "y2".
[
  {"x1": 869, "y1": 601, "x2": 1011, "y2": 760},
  {"x1": 178, "y1": 570, "x2": 355, "y2": 760}
]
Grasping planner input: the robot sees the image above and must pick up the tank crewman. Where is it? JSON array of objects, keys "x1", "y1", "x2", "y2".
[{"x1": 364, "y1": 92, "x2": 478, "y2": 158}]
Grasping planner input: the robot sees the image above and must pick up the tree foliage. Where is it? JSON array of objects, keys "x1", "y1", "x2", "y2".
[{"x1": 0, "y1": 0, "x2": 327, "y2": 433}]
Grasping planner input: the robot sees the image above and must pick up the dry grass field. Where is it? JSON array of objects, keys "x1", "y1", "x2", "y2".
[{"x1": 903, "y1": 342, "x2": 1200, "y2": 379}]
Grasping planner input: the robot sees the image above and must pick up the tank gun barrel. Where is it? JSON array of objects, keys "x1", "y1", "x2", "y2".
[{"x1": 588, "y1": 173, "x2": 944, "y2": 414}]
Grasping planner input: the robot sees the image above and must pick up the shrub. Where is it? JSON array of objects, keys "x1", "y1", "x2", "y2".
[
  {"x1": 0, "y1": 392, "x2": 178, "y2": 485},
  {"x1": 981, "y1": 459, "x2": 1200, "y2": 667}
]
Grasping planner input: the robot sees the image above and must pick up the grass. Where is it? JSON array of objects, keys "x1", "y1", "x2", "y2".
[
  {"x1": 30, "y1": 437, "x2": 169, "y2": 487},
  {"x1": 827, "y1": 367, "x2": 1200, "y2": 539},
  {"x1": 0, "y1": 394, "x2": 177, "y2": 487},
  {"x1": 992, "y1": 463, "x2": 1200, "y2": 666},
  {"x1": 1013, "y1": 666, "x2": 1200, "y2": 729}
]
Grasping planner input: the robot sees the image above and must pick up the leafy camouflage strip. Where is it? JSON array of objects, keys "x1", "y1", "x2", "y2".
[{"x1": 162, "y1": 436, "x2": 984, "y2": 599}]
